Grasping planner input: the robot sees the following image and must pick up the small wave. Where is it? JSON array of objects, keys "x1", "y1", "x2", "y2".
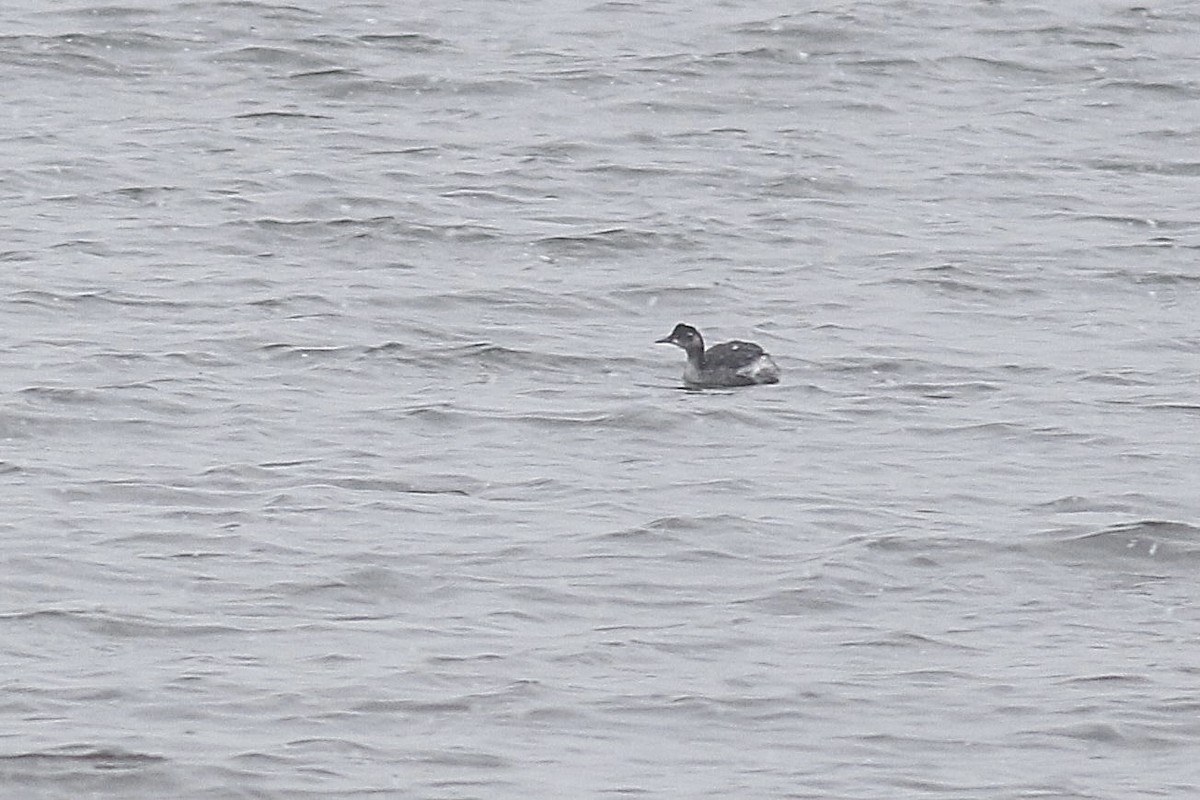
[
  {"x1": 735, "y1": 586, "x2": 855, "y2": 615},
  {"x1": 105, "y1": 185, "x2": 181, "y2": 203},
  {"x1": 534, "y1": 226, "x2": 690, "y2": 256},
  {"x1": 598, "y1": 514, "x2": 751, "y2": 540},
  {"x1": 889, "y1": 380, "x2": 1002, "y2": 399},
  {"x1": 1094, "y1": 78, "x2": 1197, "y2": 99},
  {"x1": 237, "y1": 215, "x2": 401, "y2": 235},
  {"x1": 1031, "y1": 495, "x2": 1143, "y2": 514},
  {"x1": 1074, "y1": 370, "x2": 1152, "y2": 387},
  {"x1": 326, "y1": 477, "x2": 473, "y2": 496},
  {"x1": 1128, "y1": 270, "x2": 1200, "y2": 286},
  {"x1": 1059, "y1": 673, "x2": 1150, "y2": 686},
  {"x1": 1086, "y1": 158, "x2": 1200, "y2": 177},
  {"x1": 357, "y1": 32, "x2": 448, "y2": 51},
  {"x1": 1030, "y1": 722, "x2": 1125, "y2": 744},
  {"x1": 258, "y1": 342, "x2": 360, "y2": 362},
  {"x1": 288, "y1": 66, "x2": 363, "y2": 82},
  {"x1": 210, "y1": 45, "x2": 331, "y2": 70},
  {"x1": 881, "y1": 264, "x2": 1042, "y2": 298},
  {"x1": 705, "y1": 46, "x2": 818, "y2": 66},
  {"x1": 388, "y1": 73, "x2": 529, "y2": 96},
  {"x1": 1045, "y1": 520, "x2": 1200, "y2": 565},
  {"x1": 19, "y1": 386, "x2": 102, "y2": 405},
  {"x1": 233, "y1": 110, "x2": 333, "y2": 121},
  {"x1": 439, "y1": 188, "x2": 530, "y2": 205},
  {"x1": 840, "y1": 631, "x2": 976, "y2": 652},
  {"x1": 857, "y1": 532, "x2": 998, "y2": 558},
  {"x1": 1, "y1": 608, "x2": 241, "y2": 638},
  {"x1": 0, "y1": 745, "x2": 165, "y2": 769},
  {"x1": 0, "y1": 33, "x2": 151, "y2": 74},
  {"x1": 10, "y1": 289, "x2": 191, "y2": 310},
  {"x1": 935, "y1": 54, "x2": 1053, "y2": 78},
  {"x1": 734, "y1": 14, "x2": 863, "y2": 47},
  {"x1": 248, "y1": 292, "x2": 339, "y2": 312}
]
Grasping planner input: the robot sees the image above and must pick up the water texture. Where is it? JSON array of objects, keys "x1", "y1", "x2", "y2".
[{"x1": 2, "y1": 1, "x2": 1199, "y2": 797}]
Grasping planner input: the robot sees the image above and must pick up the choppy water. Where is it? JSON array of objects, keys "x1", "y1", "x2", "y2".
[{"x1": 3, "y1": 1, "x2": 1200, "y2": 797}]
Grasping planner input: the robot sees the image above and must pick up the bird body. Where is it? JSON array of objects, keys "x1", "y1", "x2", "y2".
[{"x1": 656, "y1": 323, "x2": 780, "y2": 388}]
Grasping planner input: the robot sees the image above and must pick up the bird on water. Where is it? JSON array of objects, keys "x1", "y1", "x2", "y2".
[{"x1": 656, "y1": 323, "x2": 780, "y2": 388}]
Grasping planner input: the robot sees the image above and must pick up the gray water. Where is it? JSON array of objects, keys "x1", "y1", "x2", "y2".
[{"x1": 3, "y1": 1, "x2": 1200, "y2": 797}]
